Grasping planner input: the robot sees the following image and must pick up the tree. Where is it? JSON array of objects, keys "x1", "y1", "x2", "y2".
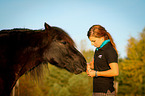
[
  {"x1": 80, "y1": 39, "x2": 94, "y2": 63},
  {"x1": 81, "y1": 50, "x2": 94, "y2": 63},
  {"x1": 118, "y1": 28, "x2": 145, "y2": 95},
  {"x1": 68, "y1": 73, "x2": 92, "y2": 96},
  {"x1": 47, "y1": 83, "x2": 62, "y2": 96},
  {"x1": 80, "y1": 39, "x2": 87, "y2": 52},
  {"x1": 58, "y1": 87, "x2": 71, "y2": 96}
]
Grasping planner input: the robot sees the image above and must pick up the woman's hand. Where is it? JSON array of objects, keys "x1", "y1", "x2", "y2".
[
  {"x1": 88, "y1": 70, "x2": 96, "y2": 77},
  {"x1": 86, "y1": 63, "x2": 96, "y2": 77}
]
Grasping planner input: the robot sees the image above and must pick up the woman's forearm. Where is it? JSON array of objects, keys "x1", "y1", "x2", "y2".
[
  {"x1": 97, "y1": 63, "x2": 119, "y2": 77},
  {"x1": 97, "y1": 69, "x2": 119, "y2": 77}
]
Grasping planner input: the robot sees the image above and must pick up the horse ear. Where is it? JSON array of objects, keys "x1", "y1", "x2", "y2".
[{"x1": 44, "y1": 22, "x2": 51, "y2": 30}]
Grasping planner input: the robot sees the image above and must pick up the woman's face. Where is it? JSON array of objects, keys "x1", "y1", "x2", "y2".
[{"x1": 89, "y1": 36, "x2": 104, "y2": 48}]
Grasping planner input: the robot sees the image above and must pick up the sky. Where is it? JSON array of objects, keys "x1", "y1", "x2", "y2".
[{"x1": 0, "y1": 0, "x2": 145, "y2": 58}]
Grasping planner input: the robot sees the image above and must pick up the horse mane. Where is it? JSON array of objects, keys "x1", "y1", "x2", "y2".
[
  {"x1": 52, "y1": 27, "x2": 76, "y2": 47},
  {"x1": 0, "y1": 28, "x2": 44, "y2": 34},
  {"x1": 1, "y1": 27, "x2": 75, "y2": 47}
]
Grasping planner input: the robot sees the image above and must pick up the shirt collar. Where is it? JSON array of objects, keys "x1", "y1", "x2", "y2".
[{"x1": 96, "y1": 39, "x2": 110, "y2": 51}]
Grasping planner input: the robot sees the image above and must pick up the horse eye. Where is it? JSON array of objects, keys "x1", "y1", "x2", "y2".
[{"x1": 61, "y1": 41, "x2": 67, "y2": 44}]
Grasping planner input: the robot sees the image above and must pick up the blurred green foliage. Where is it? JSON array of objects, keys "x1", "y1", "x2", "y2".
[{"x1": 116, "y1": 28, "x2": 145, "y2": 96}]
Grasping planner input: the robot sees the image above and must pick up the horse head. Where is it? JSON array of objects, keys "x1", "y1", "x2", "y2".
[{"x1": 43, "y1": 23, "x2": 86, "y2": 74}]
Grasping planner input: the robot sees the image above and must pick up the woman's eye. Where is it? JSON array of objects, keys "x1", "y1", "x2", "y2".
[
  {"x1": 61, "y1": 41, "x2": 67, "y2": 44},
  {"x1": 91, "y1": 40, "x2": 95, "y2": 42}
]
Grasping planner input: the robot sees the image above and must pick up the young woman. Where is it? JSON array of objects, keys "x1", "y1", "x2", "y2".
[{"x1": 87, "y1": 25, "x2": 119, "y2": 96}]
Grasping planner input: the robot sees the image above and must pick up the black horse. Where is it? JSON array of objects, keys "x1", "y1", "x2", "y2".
[{"x1": 0, "y1": 23, "x2": 86, "y2": 96}]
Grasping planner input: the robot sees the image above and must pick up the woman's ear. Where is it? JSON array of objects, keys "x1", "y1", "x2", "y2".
[{"x1": 101, "y1": 36, "x2": 105, "y2": 41}]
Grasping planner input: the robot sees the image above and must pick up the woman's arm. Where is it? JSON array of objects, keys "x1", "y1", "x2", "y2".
[
  {"x1": 88, "y1": 63, "x2": 119, "y2": 77},
  {"x1": 97, "y1": 63, "x2": 119, "y2": 77}
]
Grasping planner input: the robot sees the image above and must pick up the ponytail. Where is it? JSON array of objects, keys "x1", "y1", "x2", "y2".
[{"x1": 105, "y1": 32, "x2": 118, "y2": 54}]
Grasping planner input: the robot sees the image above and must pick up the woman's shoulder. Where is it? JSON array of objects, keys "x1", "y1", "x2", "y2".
[
  {"x1": 104, "y1": 43, "x2": 117, "y2": 55},
  {"x1": 104, "y1": 43, "x2": 118, "y2": 63}
]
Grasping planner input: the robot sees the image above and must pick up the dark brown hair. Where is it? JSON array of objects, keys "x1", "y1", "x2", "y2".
[{"x1": 87, "y1": 25, "x2": 118, "y2": 53}]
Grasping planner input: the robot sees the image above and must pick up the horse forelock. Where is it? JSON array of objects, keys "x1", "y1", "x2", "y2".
[{"x1": 52, "y1": 27, "x2": 76, "y2": 47}]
